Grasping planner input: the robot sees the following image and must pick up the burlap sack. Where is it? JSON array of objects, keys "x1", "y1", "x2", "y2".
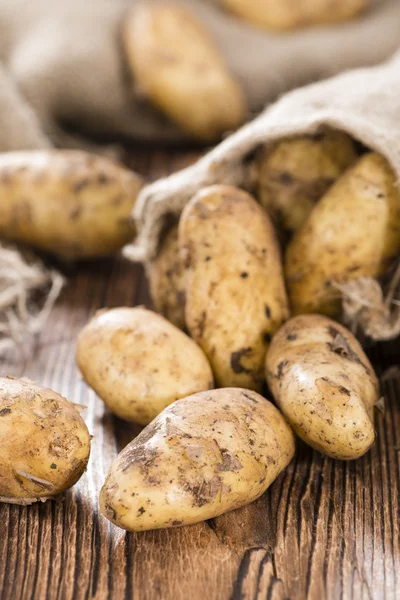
[
  {"x1": 125, "y1": 50, "x2": 400, "y2": 341},
  {"x1": 1, "y1": 0, "x2": 400, "y2": 349},
  {"x1": 0, "y1": 0, "x2": 399, "y2": 150}
]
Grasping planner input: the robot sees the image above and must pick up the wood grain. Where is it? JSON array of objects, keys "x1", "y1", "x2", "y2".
[{"x1": 1, "y1": 149, "x2": 399, "y2": 600}]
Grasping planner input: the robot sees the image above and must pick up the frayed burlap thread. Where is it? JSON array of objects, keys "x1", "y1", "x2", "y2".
[
  {"x1": 125, "y1": 50, "x2": 400, "y2": 341},
  {"x1": 335, "y1": 278, "x2": 400, "y2": 341},
  {"x1": 0, "y1": 244, "x2": 64, "y2": 353}
]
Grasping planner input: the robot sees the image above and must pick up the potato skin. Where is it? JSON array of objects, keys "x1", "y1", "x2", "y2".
[
  {"x1": 0, "y1": 377, "x2": 91, "y2": 504},
  {"x1": 76, "y1": 307, "x2": 213, "y2": 425},
  {"x1": 147, "y1": 225, "x2": 186, "y2": 330},
  {"x1": 266, "y1": 315, "x2": 379, "y2": 460},
  {"x1": 219, "y1": 0, "x2": 367, "y2": 31},
  {"x1": 179, "y1": 185, "x2": 289, "y2": 391},
  {"x1": 123, "y1": 5, "x2": 246, "y2": 141},
  {"x1": 100, "y1": 388, "x2": 295, "y2": 531},
  {"x1": 258, "y1": 130, "x2": 357, "y2": 238},
  {"x1": 285, "y1": 153, "x2": 400, "y2": 316},
  {"x1": 0, "y1": 150, "x2": 143, "y2": 260}
]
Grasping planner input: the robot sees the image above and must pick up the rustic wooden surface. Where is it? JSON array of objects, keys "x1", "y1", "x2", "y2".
[{"x1": 1, "y1": 149, "x2": 400, "y2": 600}]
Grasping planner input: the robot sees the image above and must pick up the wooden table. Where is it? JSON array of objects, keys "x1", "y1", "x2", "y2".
[{"x1": 1, "y1": 149, "x2": 399, "y2": 600}]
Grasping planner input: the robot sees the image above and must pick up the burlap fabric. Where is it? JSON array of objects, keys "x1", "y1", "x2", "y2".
[
  {"x1": 126, "y1": 50, "x2": 400, "y2": 340},
  {"x1": 0, "y1": 0, "x2": 399, "y2": 150}
]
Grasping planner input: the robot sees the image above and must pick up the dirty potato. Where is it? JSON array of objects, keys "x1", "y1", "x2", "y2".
[
  {"x1": 123, "y1": 4, "x2": 246, "y2": 141},
  {"x1": 76, "y1": 307, "x2": 213, "y2": 425},
  {"x1": 0, "y1": 150, "x2": 143, "y2": 260},
  {"x1": 100, "y1": 387, "x2": 295, "y2": 531},
  {"x1": 258, "y1": 130, "x2": 357, "y2": 237},
  {"x1": 285, "y1": 153, "x2": 400, "y2": 316},
  {"x1": 179, "y1": 185, "x2": 289, "y2": 391},
  {"x1": 0, "y1": 377, "x2": 91, "y2": 504},
  {"x1": 147, "y1": 225, "x2": 186, "y2": 330},
  {"x1": 219, "y1": 0, "x2": 368, "y2": 31},
  {"x1": 266, "y1": 315, "x2": 379, "y2": 460}
]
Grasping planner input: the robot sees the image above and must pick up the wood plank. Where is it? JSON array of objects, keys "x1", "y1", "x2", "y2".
[{"x1": 0, "y1": 149, "x2": 399, "y2": 600}]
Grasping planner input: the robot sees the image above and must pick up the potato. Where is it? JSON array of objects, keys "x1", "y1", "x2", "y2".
[
  {"x1": 100, "y1": 387, "x2": 295, "y2": 531},
  {"x1": 179, "y1": 185, "x2": 289, "y2": 391},
  {"x1": 123, "y1": 4, "x2": 246, "y2": 141},
  {"x1": 219, "y1": 0, "x2": 368, "y2": 31},
  {"x1": 147, "y1": 225, "x2": 186, "y2": 330},
  {"x1": 0, "y1": 377, "x2": 91, "y2": 504},
  {"x1": 76, "y1": 307, "x2": 213, "y2": 425},
  {"x1": 285, "y1": 153, "x2": 400, "y2": 316},
  {"x1": 266, "y1": 315, "x2": 379, "y2": 460},
  {"x1": 0, "y1": 150, "x2": 143, "y2": 260},
  {"x1": 258, "y1": 130, "x2": 357, "y2": 237}
]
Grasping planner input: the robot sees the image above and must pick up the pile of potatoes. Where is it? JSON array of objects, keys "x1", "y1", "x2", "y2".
[
  {"x1": 2, "y1": 127, "x2": 397, "y2": 532},
  {"x1": 74, "y1": 128, "x2": 399, "y2": 532},
  {"x1": 150, "y1": 129, "x2": 400, "y2": 324},
  {"x1": 0, "y1": 4, "x2": 390, "y2": 533}
]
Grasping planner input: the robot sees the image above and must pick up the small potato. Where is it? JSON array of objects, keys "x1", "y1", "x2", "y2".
[
  {"x1": 0, "y1": 377, "x2": 91, "y2": 504},
  {"x1": 258, "y1": 130, "x2": 357, "y2": 237},
  {"x1": 0, "y1": 150, "x2": 143, "y2": 260},
  {"x1": 147, "y1": 225, "x2": 186, "y2": 330},
  {"x1": 100, "y1": 388, "x2": 295, "y2": 531},
  {"x1": 266, "y1": 315, "x2": 379, "y2": 460},
  {"x1": 123, "y1": 4, "x2": 246, "y2": 141},
  {"x1": 285, "y1": 153, "x2": 400, "y2": 316},
  {"x1": 219, "y1": 0, "x2": 368, "y2": 31},
  {"x1": 76, "y1": 307, "x2": 213, "y2": 425},
  {"x1": 180, "y1": 185, "x2": 289, "y2": 391}
]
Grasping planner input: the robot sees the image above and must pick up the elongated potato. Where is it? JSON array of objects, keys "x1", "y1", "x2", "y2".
[
  {"x1": 76, "y1": 307, "x2": 213, "y2": 425},
  {"x1": 0, "y1": 377, "x2": 91, "y2": 504},
  {"x1": 266, "y1": 315, "x2": 379, "y2": 460},
  {"x1": 219, "y1": 0, "x2": 368, "y2": 31},
  {"x1": 180, "y1": 185, "x2": 289, "y2": 391},
  {"x1": 100, "y1": 388, "x2": 295, "y2": 531},
  {"x1": 258, "y1": 130, "x2": 357, "y2": 237},
  {"x1": 147, "y1": 225, "x2": 186, "y2": 330},
  {"x1": 0, "y1": 150, "x2": 143, "y2": 260},
  {"x1": 285, "y1": 153, "x2": 400, "y2": 316},
  {"x1": 123, "y1": 5, "x2": 246, "y2": 141}
]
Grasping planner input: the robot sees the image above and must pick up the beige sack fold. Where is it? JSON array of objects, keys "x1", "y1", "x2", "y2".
[
  {"x1": 125, "y1": 50, "x2": 400, "y2": 341},
  {"x1": 0, "y1": 65, "x2": 50, "y2": 151},
  {"x1": 0, "y1": 0, "x2": 399, "y2": 150}
]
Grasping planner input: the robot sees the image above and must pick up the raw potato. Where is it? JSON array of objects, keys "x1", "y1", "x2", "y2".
[
  {"x1": 180, "y1": 185, "x2": 289, "y2": 391},
  {"x1": 100, "y1": 387, "x2": 295, "y2": 531},
  {"x1": 0, "y1": 377, "x2": 91, "y2": 505},
  {"x1": 147, "y1": 225, "x2": 186, "y2": 330},
  {"x1": 76, "y1": 307, "x2": 213, "y2": 425},
  {"x1": 266, "y1": 315, "x2": 379, "y2": 460},
  {"x1": 258, "y1": 130, "x2": 357, "y2": 237},
  {"x1": 219, "y1": 0, "x2": 368, "y2": 31},
  {"x1": 123, "y1": 4, "x2": 246, "y2": 141},
  {"x1": 285, "y1": 153, "x2": 400, "y2": 316},
  {"x1": 0, "y1": 150, "x2": 143, "y2": 260}
]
